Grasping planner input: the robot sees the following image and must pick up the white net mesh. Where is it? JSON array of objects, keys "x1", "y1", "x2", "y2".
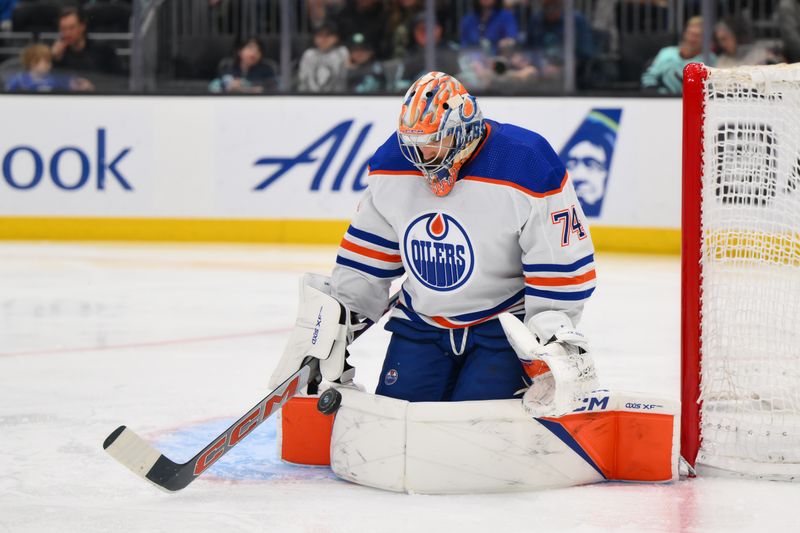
[{"x1": 699, "y1": 64, "x2": 800, "y2": 480}]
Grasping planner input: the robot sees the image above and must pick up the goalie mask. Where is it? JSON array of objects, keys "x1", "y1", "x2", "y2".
[{"x1": 397, "y1": 72, "x2": 485, "y2": 197}]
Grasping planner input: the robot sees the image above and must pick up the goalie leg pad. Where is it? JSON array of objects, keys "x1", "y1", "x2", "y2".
[
  {"x1": 329, "y1": 389, "x2": 679, "y2": 494},
  {"x1": 278, "y1": 397, "x2": 335, "y2": 466}
]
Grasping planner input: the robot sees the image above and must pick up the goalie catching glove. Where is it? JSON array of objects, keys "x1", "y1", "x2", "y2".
[
  {"x1": 499, "y1": 310, "x2": 599, "y2": 418},
  {"x1": 268, "y1": 273, "x2": 365, "y2": 393}
]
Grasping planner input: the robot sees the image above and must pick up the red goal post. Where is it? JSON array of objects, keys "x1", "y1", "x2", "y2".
[
  {"x1": 681, "y1": 62, "x2": 800, "y2": 480},
  {"x1": 681, "y1": 62, "x2": 706, "y2": 473}
]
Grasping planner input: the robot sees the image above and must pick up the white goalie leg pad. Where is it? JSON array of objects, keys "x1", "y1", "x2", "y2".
[
  {"x1": 329, "y1": 388, "x2": 409, "y2": 492},
  {"x1": 330, "y1": 389, "x2": 680, "y2": 494},
  {"x1": 403, "y1": 399, "x2": 604, "y2": 493},
  {"x1": 268, "y1": 273, "x2": 349, "y2": 390},
  {"x1": 330, "y1": 390, "x2": 596, "y2": 494}
]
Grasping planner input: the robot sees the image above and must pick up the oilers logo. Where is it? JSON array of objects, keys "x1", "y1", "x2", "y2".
[{"x1": 403, "y1": 212, "x2": 474, "y2": 291}]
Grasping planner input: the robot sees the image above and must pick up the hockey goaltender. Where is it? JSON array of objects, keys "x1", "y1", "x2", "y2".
[{"x1": 268, "y1": 72, "x2": 679, "y2": 494}]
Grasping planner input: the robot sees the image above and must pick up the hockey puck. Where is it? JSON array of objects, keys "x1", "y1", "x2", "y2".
[{"x1": 317, "y1": 388, "x2": 342, "y2": 415}]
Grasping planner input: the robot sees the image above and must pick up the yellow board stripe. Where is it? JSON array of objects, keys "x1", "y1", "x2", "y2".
[
  {"x1": 0, "y1": 217, "x2": 681, "y2": 254},
  {"x1": 0, "y1": 217, "x2": 350, "y2": 244},
  {"x1": 590, "y1": 226, "x2": 681, "y2": 255}
]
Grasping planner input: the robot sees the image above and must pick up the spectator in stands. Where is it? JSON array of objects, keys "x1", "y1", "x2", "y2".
[
  {"x1": 346, "y1": 32, "x2": 386, "y2": 93},
  {"x1": 5, "y1": 43, "x2": 92, "y2": 92},
  {"x1": 337, "y1": 0, "x2": 387, "y2": 60},
  {"x1": 384, "y1": 0, "x2": 423, "y2": 59},
  {"x1": 460, "y1": 0, "x2": 519, "y2": 54},
  {"x1": 298, "y1": 20, "x2": 349, "y2": 92},
  {"x1": 714, "y1": 16, "x2": 771, "y2": 68},
  {"x1": 395, "y1": 13, "x2": 460, "y2": 90},
  {"x1": 641, "y1": 16, "x2": 715, "y2": 94},
  {"x1": 51, "y1": 7, "x2": 121, "y2": 77},
  {"x1": 779, "y1": 0, "x2": 800, "y2": 63},
  {"x1": 209, "y1": 37, "x2": 278, "y2": 94},
  {"x1": 526, "y1": 0, "x2": 594, "y2": 79},
  {"x1": 0, "y1": 0, "x2": 17, "y2": 31}
]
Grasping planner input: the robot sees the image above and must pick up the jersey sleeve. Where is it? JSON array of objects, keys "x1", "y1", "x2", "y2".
[
  {"x1": 331, "y1": 189, "x2": 405, "y2": 321},
  {"x1": 519, "y1": 173, "x2": 596, "y2": 331}
]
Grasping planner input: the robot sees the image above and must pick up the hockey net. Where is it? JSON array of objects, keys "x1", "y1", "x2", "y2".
[{"x1": 682, "y1": 63, "x2": 800, "y2": 480}]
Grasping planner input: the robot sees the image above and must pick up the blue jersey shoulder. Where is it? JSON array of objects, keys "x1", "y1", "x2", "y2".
[
  {"x1": 367, "y1": 133, "x2": 419, "y2": 174},
  {"x1": 463, "y1": 119, "x2": 566, "y2": 195}
]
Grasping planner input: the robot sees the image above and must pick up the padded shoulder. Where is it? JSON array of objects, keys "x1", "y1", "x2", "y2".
[
  {"x1": 367, "y1": 133, "x2": 421, "y2": 175},
  {"x1": 462, "y1": 120, "x2": 567, "y2": 197}
]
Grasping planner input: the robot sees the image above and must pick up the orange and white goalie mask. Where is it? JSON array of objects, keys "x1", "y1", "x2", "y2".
[{"x1": 397, "y1": 72, "x2": 485, "y2": 197}]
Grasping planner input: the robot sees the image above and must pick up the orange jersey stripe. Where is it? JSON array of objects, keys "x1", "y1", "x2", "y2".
[
  {"x1": 526, "y1": 269, "x2": 597, "y2": 287},
  {"x1": 340, "y1": 237, "x2": 402, "y2": 263},
  {"x1": 430, "y1": 315, "x2": 494, "y2": 329},
  {"x1": 368, "y1": 168, "x2": 424, "y2": 177},
  {"x1": 462, "y1": 170, "x2": 569, "y2": 198},
  {"x1": 429, "y1": 295, "x2": 524, "y2": 329}
]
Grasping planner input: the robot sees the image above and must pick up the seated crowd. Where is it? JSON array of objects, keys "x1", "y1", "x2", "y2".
[
  {"x1": 288, "y1": 0, "x2": 590, "y2": 95},
  {"x1": 1, "y1": 0, "x2": 796, "y2": 95},
  {"x1": 288, "y1": 0, "x2": 788, "y2": 95},
  {"x1": 2, "y1": 3, "x2": 126, "y2": 92}
]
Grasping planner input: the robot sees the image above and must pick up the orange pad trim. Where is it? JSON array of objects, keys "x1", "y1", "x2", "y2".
[
  {"x1": 542, "y1": 411, "x2": 674, "y2": 482},
  {"x1": 280, "y1": 397, "x2": 334, "y2": 466}
]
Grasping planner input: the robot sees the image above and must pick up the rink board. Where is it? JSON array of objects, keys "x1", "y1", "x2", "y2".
[{"x1": 0, "y1": 95, "x2": 682, "y2": 253}]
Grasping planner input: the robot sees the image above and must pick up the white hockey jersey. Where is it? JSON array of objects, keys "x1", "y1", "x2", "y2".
[{"x1": 331, "y1": 119, "x2": 596, "y2": 330}]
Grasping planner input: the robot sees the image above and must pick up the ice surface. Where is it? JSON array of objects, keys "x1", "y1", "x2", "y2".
[{"x1": 0, "y1": 242, "x2": 797, "y2": 533}]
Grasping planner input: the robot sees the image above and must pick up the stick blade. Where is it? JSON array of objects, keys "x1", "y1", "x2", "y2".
[{"x1": 104, "y1": 425, "x2": 167, "y2": 488}]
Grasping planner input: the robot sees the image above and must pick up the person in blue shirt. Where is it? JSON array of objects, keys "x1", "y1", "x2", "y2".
[
  {"x1": 460, "y1": 0, "x2": 519, "y2": 54},
  {"x1": 5, "y1": 43, "x2": 91, "y2": 92}
]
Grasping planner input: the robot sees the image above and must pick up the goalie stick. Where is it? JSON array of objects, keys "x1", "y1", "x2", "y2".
[
  {"x1": 103, "y1": 358, "x2": 320, "y2": 492},
  {"x1": 104, "y1": 292, "x2": 400, "y2": 492}
]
